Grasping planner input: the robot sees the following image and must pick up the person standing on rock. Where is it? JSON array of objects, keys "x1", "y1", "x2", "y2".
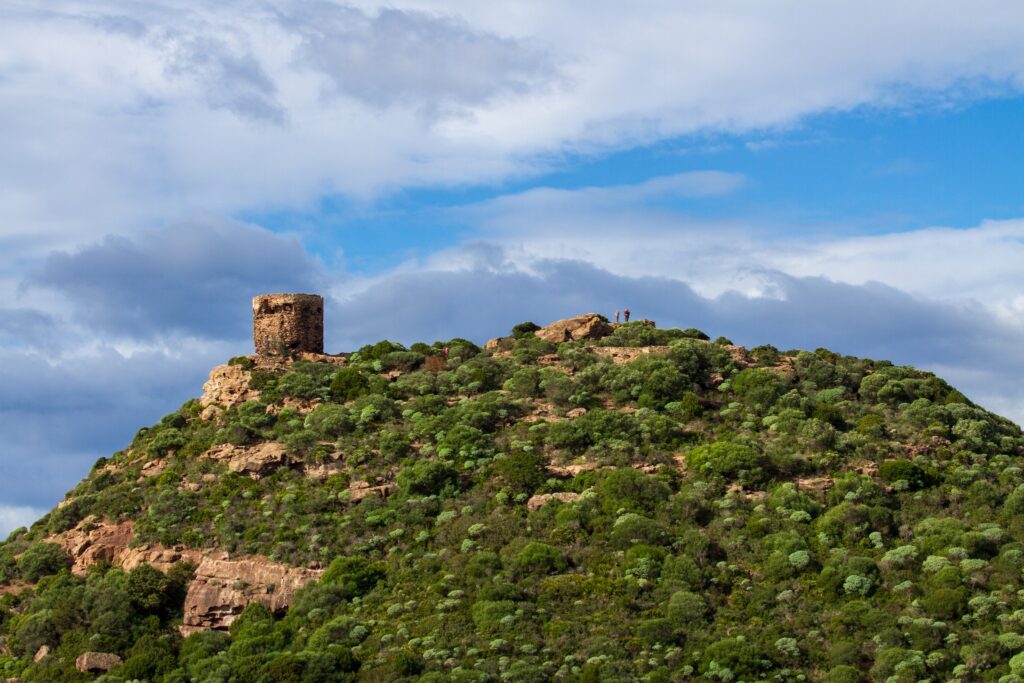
[
  {"x1": 615, "y1": 309, "x2": 621, "y2": 323},
  {"x1": 624, "y1": 308, "x2": 631, "y2": 322}
]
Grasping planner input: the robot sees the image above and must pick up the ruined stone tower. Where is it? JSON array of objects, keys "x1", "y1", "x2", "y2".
[{"x1": 252, "y1": 293, "x2": 324, "y2": 356}]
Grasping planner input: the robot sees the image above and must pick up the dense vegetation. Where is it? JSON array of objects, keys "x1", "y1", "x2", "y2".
[{"x1": 2, "y1": 320, "x2": 1024, "y2": 681}]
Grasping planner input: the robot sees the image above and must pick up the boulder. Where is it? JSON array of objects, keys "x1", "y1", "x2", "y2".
[
  {"x1": 591, "y1": 345, "x2": 670, "y2": 365},
  {"x1": 347, "y1": 480, "x2": 397, "y2": 502},
  {"x1": 203, "y1": 442, "x2": 292, "y2": 479},
  {"x1": 46, "y1": 518, "x2": 135, "y2": 575},
  {"x1": 527, "y1": 492, "x2": 581, "y2": 511},
  {"x1": 180, "y1": 556, "x2": 323, "y2": 635},
  {"x1": 199, "y1": 363, "x2": 260, "y2": 419},
  {"x1": 534, "y1": 314, "x2": 613, "y2": 344},
  {"x1": 75, "y1": 652, "x2": 122, "y2": 673},
  {"x1": 32, "y1": 645, "x2": 49, "y2": 663}
]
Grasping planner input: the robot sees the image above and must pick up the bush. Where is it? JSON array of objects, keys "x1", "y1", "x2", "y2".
[
  {"x1": 514, "y1": 542, "x2": 567, "y2": 576},
  {"x1": 512, "y1": 321, "x2": 541, "y2": 338},
  {"x1": 319, "y1": 557, "x2": 385, "y2": 602},
  {"x1": 878, "y1": 460, "x2": 936, "y2": 489},
  {"x1": 596, "y1": 468, "x2": 671, "y2": 514},
  {"x1": 493, "y1": 452, "x2": 547, "y2": 495},
  {"x1": 686, "y1": 441, "x2": 767, "y2": 486},
  {"x1": 330, "y1": 367, "x2": 370, "y2": 402},
  {"x1": 304, "y1": 404, "x2": 354, "y2": 439},
  {"x1": 666, "y1": 590, "x2": 708, "y2": 627},
  {"x1": 17, "y1": 543, "x2": 71, "y2": 582},
  {"x1": 731, "y1": 368, "x2": 785, "y2": 412},
  {"x1": 398, "y1": 460, "x2": 459, "y2": 497},
  {"x1": 824, "y1": 665, "x2": 861, "y2": 683}
]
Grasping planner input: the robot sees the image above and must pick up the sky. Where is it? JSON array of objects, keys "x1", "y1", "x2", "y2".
[{"x1": 2, "y1": 1, "x2": 1024, "y2": 535}]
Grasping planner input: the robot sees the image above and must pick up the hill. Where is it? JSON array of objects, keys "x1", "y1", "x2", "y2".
[{"x1": 2, "y1": 314, "x2": 1023, "y2": 682}]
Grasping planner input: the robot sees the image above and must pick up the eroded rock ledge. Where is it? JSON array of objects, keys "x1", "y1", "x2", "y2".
[{"x1": 47, "y1": 518, "x2": 322, "y2": 633}]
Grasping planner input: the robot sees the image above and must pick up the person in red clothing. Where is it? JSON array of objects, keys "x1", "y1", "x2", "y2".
[{"x1": 623, "y1": 308, "x2": 631, "y2": 322}]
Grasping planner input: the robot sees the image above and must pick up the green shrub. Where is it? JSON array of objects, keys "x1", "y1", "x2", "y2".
[
  {"x1": 512, "y1": 321, "x2": 541, "y2": 338},
  {"x1": 330, "y1": 367, "x2": 370, "y2": 402},
  {"x1": 17, "y1": 543, "x2": 71, "y2": 582},
  {"x1": 666, "y1": 590, "x2": 708, "y2": 627},
  {"x1": 686, "y1": 441, "x2": 767, "y2": 486},
  {"x1": 878, "y1": 460, "x2": 936, "y2": 489},
  {"x1": 731, "y1": 368, "x2": 785, "y2": 412},
  {"x1": 514, "y1": 542, "x2": 567, "y2": 576},
  {"x1": 398, "y1": 460, "x2": 459, "y2": 496}
]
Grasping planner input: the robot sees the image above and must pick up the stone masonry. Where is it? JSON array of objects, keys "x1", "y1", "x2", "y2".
[{"x1": 252, "y1": 293, "x2": 324, "y2": 356}]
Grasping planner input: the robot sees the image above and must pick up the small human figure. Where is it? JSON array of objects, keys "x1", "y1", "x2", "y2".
[
  {"x1": 615, "y1": 309, "x2": 620, "y2": 323},
  {"x1": 623, "y1": 308, "x2": 631, "y2": 323},
  {"x1": 444, "y1": 347, "x2": 449, "y2": 359}
]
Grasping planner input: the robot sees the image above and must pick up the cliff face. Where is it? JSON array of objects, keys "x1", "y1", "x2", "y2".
[
  {"x1": 3, "y1": 315, "x2": 1024, "y2": 682},
  {"x1": 45, "y1": 517, "x2": 321, "y2": 634}
]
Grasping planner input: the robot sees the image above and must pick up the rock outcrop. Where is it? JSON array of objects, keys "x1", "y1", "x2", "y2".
[
  {"x1": 526, "y1": 492, "x2": 581, "y2": 511},
  {"x1": 181, "y1": 557, "x2": 323, "y2": 635},
  {"x1": 535, "y1": 314, "x2": 614, "y2": 344},
  {"x1": 75, "y1": 652, "x2": 122, "y2": 673},
  {"x1": 47, "y1": 518, "x2": 137, "y2": 574},
  {"x1": 200, "y1": 363, "x2": 260, "y2": 419},
  {"x1": 48, "y1": 518, "x2": 323, "y2": 633},
  {"x1": 347, "y1": 480, "x2": 397, "y2": 502},
  {"x1": 591, "y1": 345, "x2": 670, "y2": 364},
  {"x1": 203, "y1": 442, "x2": 292, "y2": 479}
]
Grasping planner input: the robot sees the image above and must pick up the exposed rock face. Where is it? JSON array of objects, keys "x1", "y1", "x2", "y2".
[
  {"x1": 253, "y1": 293, "x2": 324, "y2": 356},
  {"x1": 591, "y1": 345, "x2": 670, "y2": 364},
  {"x1": 200, "y1": 363, "x2": 260, "y2": 419},
  {"x1": 347, "y1": 480, "x2": 397, "y2": 502},
  {"x1": 535, "y1": 314, "x2": 613, "y2": 344},
  {"x1": 33, "y1": 645, "x2": 49, "y2": 663},
  {"x1": 48, "y1": 518, "x2": 207, "y2": 575},
  {"x1": 547, "y1": 462, "x2": 597, "y2": 477},
  {"x1": 75, "y1": 652, "x2": 122, "y2": 673},
  {"x1": 204, "y1": 442, "x2": 292, "y2": 479},
  {"x1": 47, "y1": 518, "x2": 137, "y2": 574},
  {"x1": 526, "y1": 492, "x2": 581, "y2": 511},
  {"x1": 181, "y1": 557, "x2": 323, "y2": 635},
  {"x1": 49, "y1": 518, "x2": 323, "y2": 634}
]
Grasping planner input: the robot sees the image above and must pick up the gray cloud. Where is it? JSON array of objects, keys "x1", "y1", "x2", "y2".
[
  {"x1": 327, "y1": 257, "x2": 1024, "y2": 422},
  {"x1": 284, "y1": 4, "x2": 558, "y2": 114},
  {"x1": 27, "y1": 218, "x2": 324, "y2": 340},
  {"x1": 159, "y1": 30, "x2": 286, "y2": 123},
  {"x1": 0, "y1": 308, "x2": 59, "y2": 350},
  {"x1": 0, "y1": 342, "x2": 230, "y2": 518}
]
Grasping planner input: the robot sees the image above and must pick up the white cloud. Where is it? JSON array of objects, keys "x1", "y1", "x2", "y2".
[
  {"x1": 0, "y1": 505, "x2": 44, "y2": 538},
  {"x1": 5, "y1": 1, "x2": 1024, "y2": 250},
  {"x1": 453, "y1": 179, "x2": 1024, "y2": 326}
]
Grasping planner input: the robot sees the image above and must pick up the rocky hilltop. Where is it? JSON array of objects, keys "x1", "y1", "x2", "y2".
[{"x1": 2, "y1": 315, "x2": 1024, "y2": 681}]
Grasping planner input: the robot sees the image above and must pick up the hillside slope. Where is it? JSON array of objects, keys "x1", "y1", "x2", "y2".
[{"x1": 2, "y1": 316, "x2": 1023, "y2": 682}]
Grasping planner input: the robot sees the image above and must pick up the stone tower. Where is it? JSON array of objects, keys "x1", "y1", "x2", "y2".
[{"x1": 252, "y1": 293, "x2": 324, "y2": 356}]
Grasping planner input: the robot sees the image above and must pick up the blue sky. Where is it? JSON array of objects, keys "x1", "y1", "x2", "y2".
[{"x1": 2, "y1": 1, "x2": 1024, "y2": 534}]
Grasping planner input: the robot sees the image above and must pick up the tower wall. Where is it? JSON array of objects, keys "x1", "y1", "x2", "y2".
[{"x1": 252, "y1": 293, "x2": 324, "y2": 356}]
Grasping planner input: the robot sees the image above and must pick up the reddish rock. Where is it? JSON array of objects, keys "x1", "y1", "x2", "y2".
[
  {"x1": 180, "y1": 556, "x2": 323, "y2": 635},
  {"x1": 75, "y1": 652, "x2": 122, "y2": 673},
  {"x1": 546, "y1": 462, "x2": 597, "y2": 477},
  {"x1": 347, "y1": 480, "x2": 397, "y2": 502},
  {"x1": 591, "y1": 345, "x2": 671, "y2": 364},
  {"x1": 200, "y1": 363, "x2": 260, "y2": 419},
  {"x1": 535, "y1": 314, "x2": 613, "y2": 344},
  {"x1": 203, "y1": 442, "x2": 293, "y2": 479},
  {"x1": 526, "y1": 492, "x2": 581, "y2": 511}
]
